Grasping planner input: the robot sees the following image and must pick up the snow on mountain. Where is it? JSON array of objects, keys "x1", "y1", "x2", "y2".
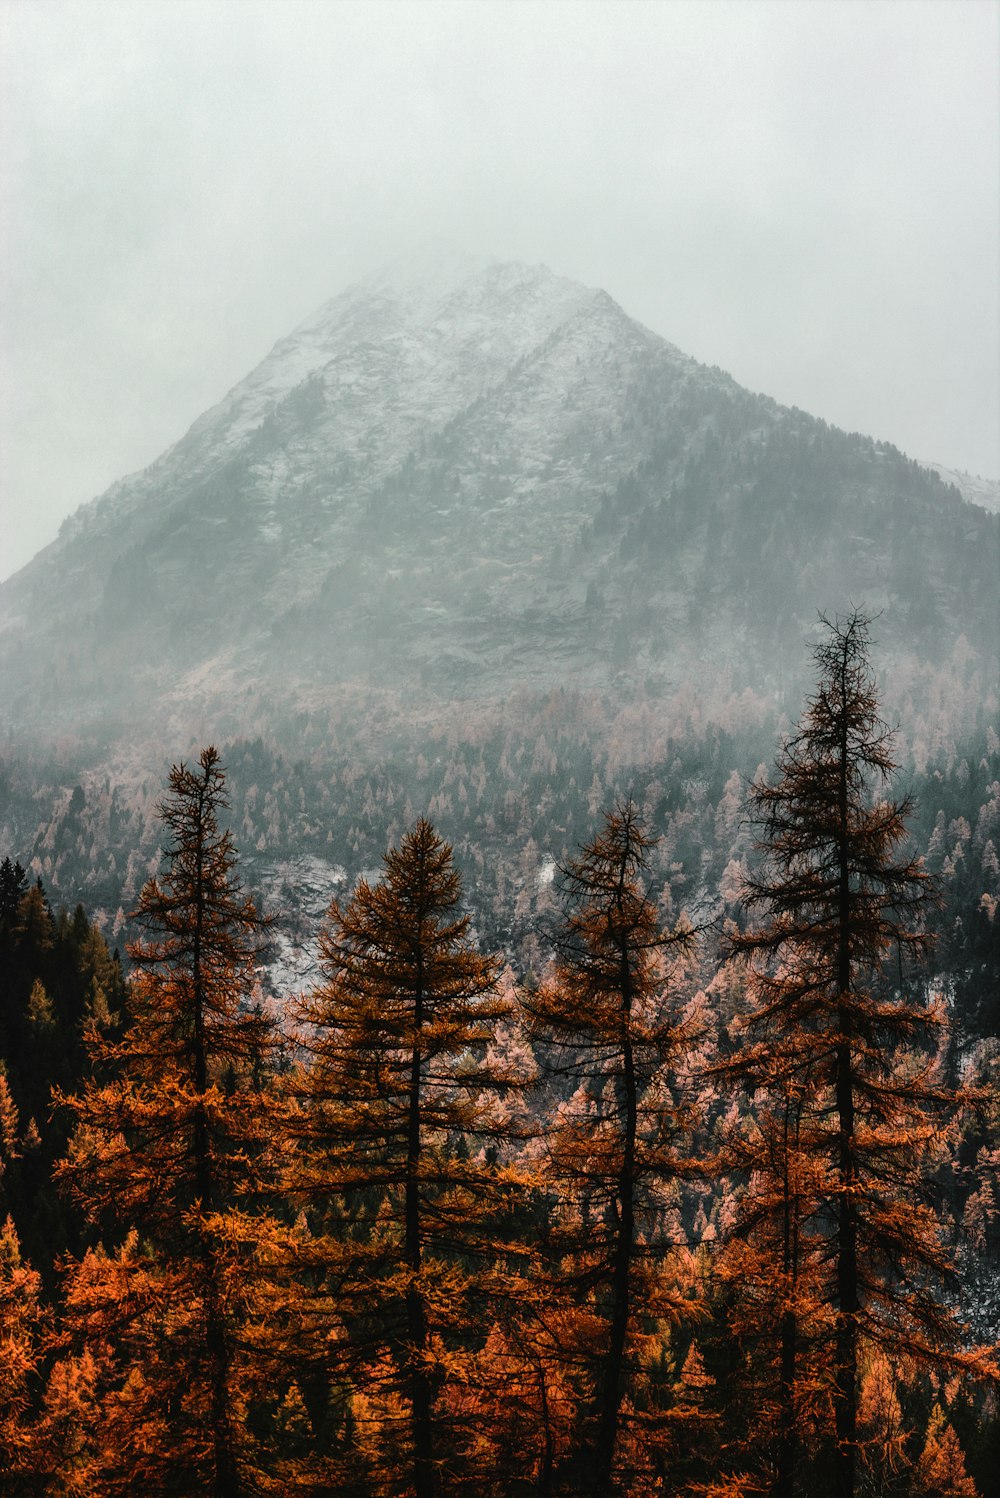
[
  {"x1": 919, "y1": 461, "x2": 1000, "y2": 513},
  {"x1": 1, "y1": 250, "x2": 997, "y2": 751},
  {"x1": 182, "y1": 254, "x2": 600, "y2": 461},
  {"x1": 254, "y1": 853, "x2": 348, "y2": 997},
  {"x1": 28, "y1": 253, "x2": 635, "y2": 586}
]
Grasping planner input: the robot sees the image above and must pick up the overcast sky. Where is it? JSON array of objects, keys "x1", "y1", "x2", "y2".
[{"x1": 1, "y1": 0, "x2": 998, "y2": 580}]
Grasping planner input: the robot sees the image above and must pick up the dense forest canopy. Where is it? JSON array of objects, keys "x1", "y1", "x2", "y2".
[{"x1": 1, "y1": 615, "x2": 997, "y2": 1496}]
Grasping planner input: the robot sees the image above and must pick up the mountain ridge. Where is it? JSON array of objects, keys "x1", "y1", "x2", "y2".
[{"x1": 2, "y1": 253, "x2": 997, "y2": 754}]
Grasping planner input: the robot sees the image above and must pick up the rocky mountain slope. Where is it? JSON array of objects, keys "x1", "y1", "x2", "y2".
[
  {"x1": 920, "y1": 462, "x2": 1000, "y2": 514},
  {"x1": 2, "y1": 251, "x2": 997, "y2": 754}
]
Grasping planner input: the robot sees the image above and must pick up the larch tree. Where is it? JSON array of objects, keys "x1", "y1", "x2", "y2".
[
  {"x1": 57, "y1": 747, "x2": 276, "y2": 1497},
  {"x1": 711, "y1": 1013, "x2": 833, "y2": 1495},
  {"x1": 0, "y1": 1211, "x2": 47, "y2": 1492},
  {"x1": 722, "y1": 611, "x2": 993, "y2": 1498},
  {"x1": 914, "y1": 1403, "x2": 980, "y2": 1498},
  {"x1": 523, "y1": 801, "x2": 702, "y2": 1498},
  {"x1": 281, "y1": 818, "x2": 520, "y2": 1498}
]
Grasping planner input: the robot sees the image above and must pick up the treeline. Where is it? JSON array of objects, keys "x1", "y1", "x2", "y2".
[
  {"x1": 3, "y1": 648, "x2": 997, "y2": 1044},
  {"x1": 0, "y1": 860, "x2": 127, "y2": 1281},
  {"x1": 1, "y1": 616, "x2": 998, "y2": 1496}
]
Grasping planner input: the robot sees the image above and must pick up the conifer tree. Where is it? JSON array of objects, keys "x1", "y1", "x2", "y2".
[
  {"x1": 523, "y1": 802, "x2": 701, "y2": 1497},
  {"x1": 711, "y1": 1015, "x2": 832, "y2": 1494},
  {"x1": 33, "y1": 1344, "x2": 103, "y2": 1497},
  {"x1": 915, "y1": 1403, "x2": 979, "y2": 1498},
  {"x1": 0, "y1": 870, "x2": 125, "y2": 1283},
  {"x1": 0, "y1": 1212, "x2": 47, "y2": 1492},
  {"x1": 57, "y1": 747, "x2": 275, "y2": 1497},
  {"x1": 0, "y1": 857, "x2": 28, "y2": 926},
  {"x1": 282, "y1": 818, "x2": 518, "y2": 1497},
  {"x1": 720, "y1": 611, "x2": 993, "y2": 1498}
]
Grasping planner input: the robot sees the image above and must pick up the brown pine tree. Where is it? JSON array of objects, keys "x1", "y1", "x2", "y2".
[
  {"x1": 56, "y1": 747, "x2": 276, "y2": 1496},
  {"x1": 282, "y1": 819, "x2": 519, "y2": 1497},
  {"x1": 523, "y1": 802, "x2": 702, "y2": 1497},
  {"x1": 721, "y1": 612, "x2": 993, "y2": 1497}
]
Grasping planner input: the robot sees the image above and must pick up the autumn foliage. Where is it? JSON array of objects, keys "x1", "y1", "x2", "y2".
[
  {"x1": 0, "y1": 620, "x2": 996, "y2": 1496},
  {"x1": 53, "y1": 748, "x2": 276, "y2": 1494}
]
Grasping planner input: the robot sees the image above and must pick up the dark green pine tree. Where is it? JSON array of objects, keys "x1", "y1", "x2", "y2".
[
  {"x1": 0, "y1": 858, "x2": 124, "y2": 1282},
  {"x1": 0, "y1": 856, "x2": 28, "y2": 927}
]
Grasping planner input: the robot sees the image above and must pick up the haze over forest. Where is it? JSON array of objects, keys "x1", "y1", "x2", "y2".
[{"x1": 1, "y1": 4, "x2": 998, "y2": 1496}]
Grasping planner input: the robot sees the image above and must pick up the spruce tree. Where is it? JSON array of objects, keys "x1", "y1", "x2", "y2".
[{"x1": 0, "y1": 870, "x2": 124, "y2": 1283}]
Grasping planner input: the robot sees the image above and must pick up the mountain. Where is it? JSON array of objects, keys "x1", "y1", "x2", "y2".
[
  {"x1": 2, "y1": 250, "x2": 997, "y2": 757},
  {"x1": 919, "y1": 461, "x2": 1000, "y2": 514},
  {"x1": 1, "y1": 251, "x2": 996, "y2": 1044}
]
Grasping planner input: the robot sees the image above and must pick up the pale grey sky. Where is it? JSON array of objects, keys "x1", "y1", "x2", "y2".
[{"x1": 2, "y1": 0, "x2": 998, "y2": 579}]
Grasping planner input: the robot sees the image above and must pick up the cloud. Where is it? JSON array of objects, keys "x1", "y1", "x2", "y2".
[{"x1": 1, "y1": 0, "x2": 997, "y2": 578}]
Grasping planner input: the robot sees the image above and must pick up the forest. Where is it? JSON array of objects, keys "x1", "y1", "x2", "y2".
[{"x1": 1, "y1": 612, "x2": 998, "y2": 1498}]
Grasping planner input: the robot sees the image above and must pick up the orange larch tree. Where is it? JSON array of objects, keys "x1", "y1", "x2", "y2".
[
  {"x1": 0, "y1": 1212, "x2": 48, "y2": 1493},
  {"x1": 56, "y1": 747, "x2": 276, "y2": 1497},
  {"x1": 523, "y1": 801, "x2": 702, "y2": 1497},
  {"x1": 281, "y1": 818, "x2": 521, "y2": 1497},
  {"x1": 722, "y1": 612, "x2": 993, "y2": 1497},
  {"x1": 711, "y1": 1012, "x2": 834, "y2": 1494}
]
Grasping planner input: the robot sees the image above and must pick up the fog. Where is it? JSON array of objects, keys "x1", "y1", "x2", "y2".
[{"x1": 1, "y1": 0, "x2": 997, "y2": 579}]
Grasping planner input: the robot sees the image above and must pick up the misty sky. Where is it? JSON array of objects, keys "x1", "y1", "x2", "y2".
[{"x1": 1, "y1": 0, "x2": 998, "y2": 581}]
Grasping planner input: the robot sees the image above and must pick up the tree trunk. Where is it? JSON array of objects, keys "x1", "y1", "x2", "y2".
[
  {"x1": 538, "y1": 1360, "x2": 555, "y2": 1498},
  {"x1": 405, "y1": 967, "x2": 435, "y2": 1498},
  {"x1": 775, "y1": 1091, "x2": 799, "y2": 1498},
  {"x1": 205, "y1": 1259, "x2": 240, "y2": 1498},
  {"x1": 775, "y1": 1307, "x2": 798, "y2": 1498},
  {"x1": 594, "y1": 944, "x2": 637, "y2": 1498},
  {"x1": 834, "y1": 669, "x2": 858, "y2": 1498},
  {"x1": 834, "y1": 1033, "x2": 858, "y2": 1498}
]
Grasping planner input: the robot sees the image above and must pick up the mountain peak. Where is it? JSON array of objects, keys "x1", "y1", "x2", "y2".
[
  {"x1": 2, "y1": 251, "x2": 996, "y2": 753},
  {"x1": 296, "y1": 248, "x2": 599, "y2": 347},
  {"x1": 164, "y1": 253, "x2": 607, "y2": 481},
  {"x1": 360, "y1": 240, "x2": 501, "y2": 301},
  {"x1": 359, "y1": 242, "x2": 589, "y2": 306}
]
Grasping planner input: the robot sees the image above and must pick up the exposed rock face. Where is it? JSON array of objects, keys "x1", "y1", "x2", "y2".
[{"x1": 2, "y1": 251, "x2": 997, "y2": 750}]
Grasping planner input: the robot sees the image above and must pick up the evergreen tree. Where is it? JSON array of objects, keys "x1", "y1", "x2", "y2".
[
  {"x1": 0, "y1": 857, "x2": 28, "y2": 933},
  {"x1": 57, "y1": 747, "x2": 276, "y2": 1496},
  {"x1": 711, "y1": 1011, "x2": 832, "y2": 1493},
  {"x1": 721, "y1": 612, "x2": 993, "y2": 1497},
  {"x1": 0, "y1": 868, "x2": 124, "y2": 1282},
  {"x1": 523, "y1": 802, "x2": 702, "y2": 1497}
]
